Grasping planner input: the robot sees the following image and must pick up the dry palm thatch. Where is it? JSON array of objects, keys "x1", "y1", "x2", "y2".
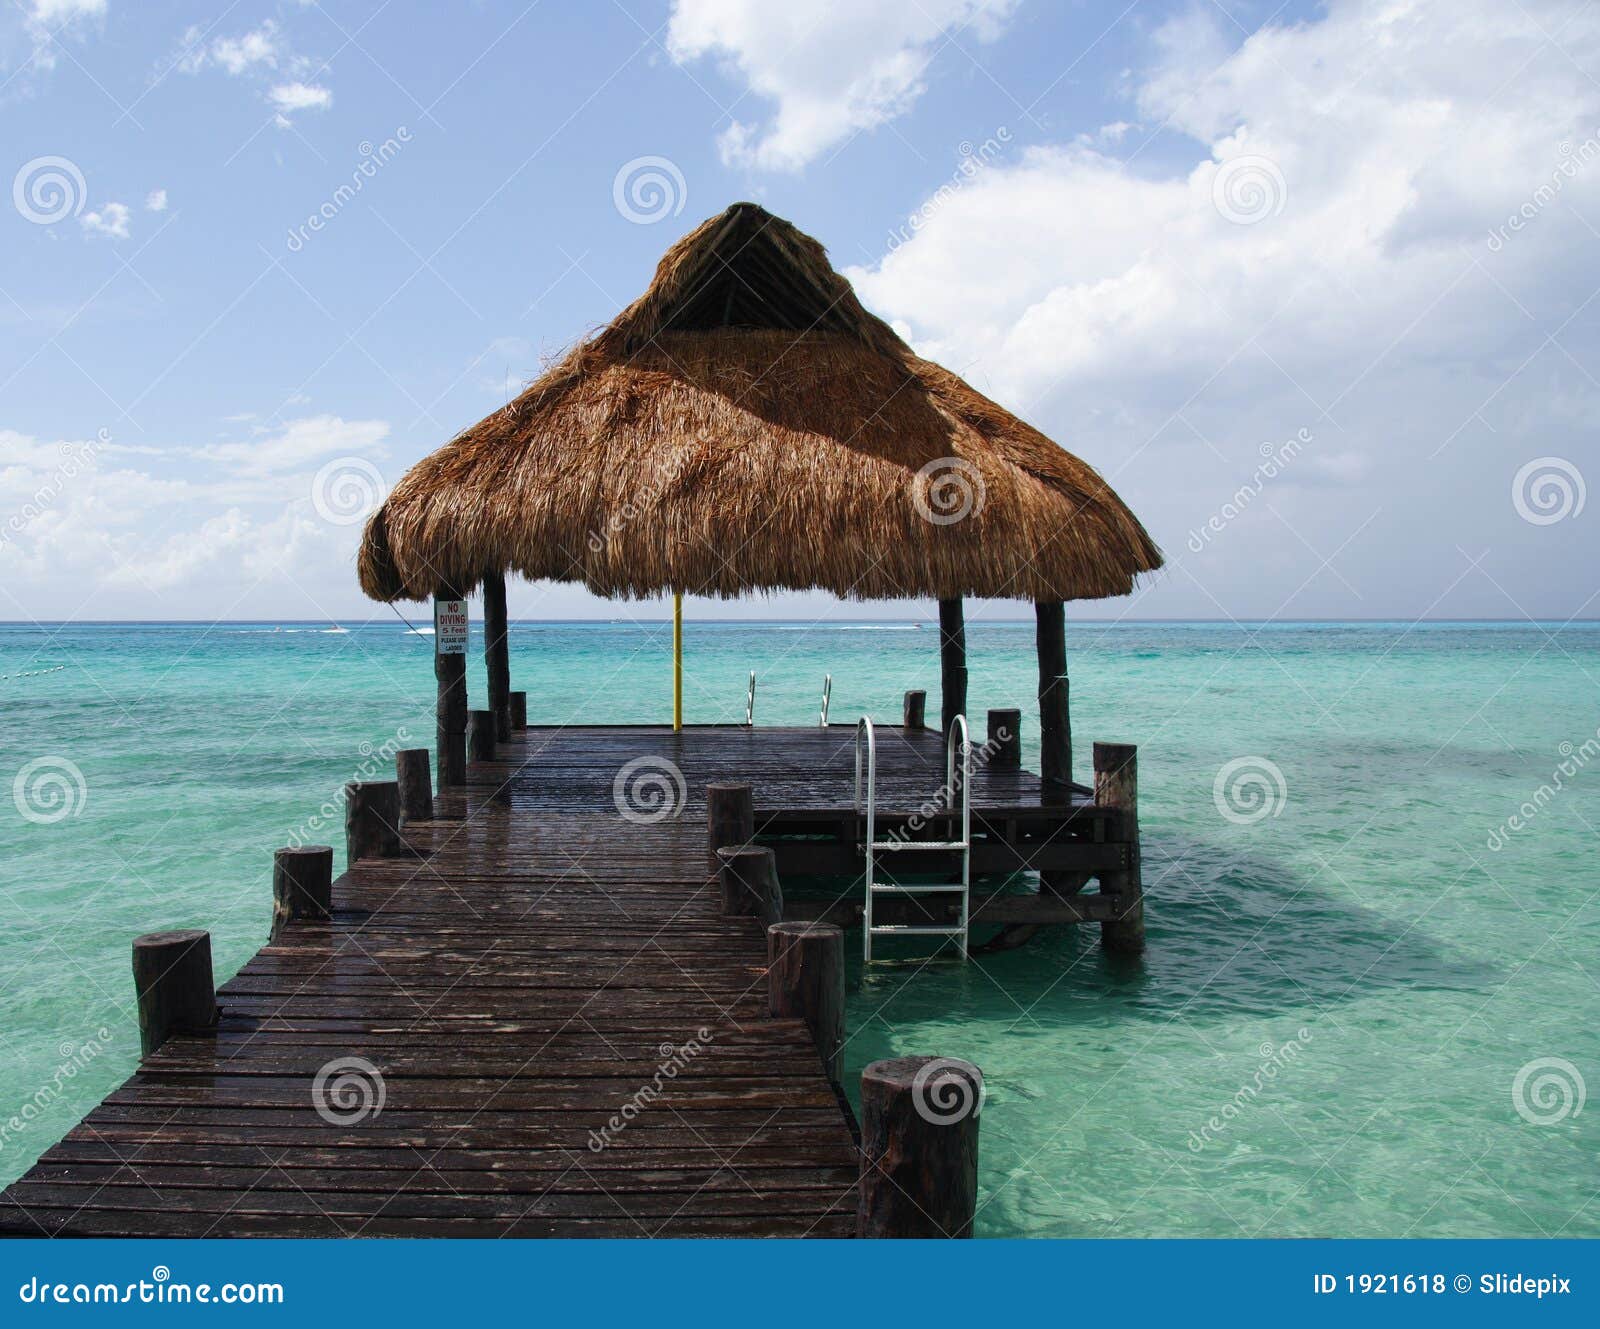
[{"x1": 358, "y1": 202, "x2": 1162, "y2": 604}]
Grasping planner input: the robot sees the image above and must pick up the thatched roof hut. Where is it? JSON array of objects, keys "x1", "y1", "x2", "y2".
[{"x1": 357, "y1": 201, "x2": 1160, "y2": 607}]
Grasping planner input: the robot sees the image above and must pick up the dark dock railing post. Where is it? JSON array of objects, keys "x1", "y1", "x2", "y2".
[
  {"x1": 1035, "y1": 600, "x2": 1070, "y2": 787},
  {"x1": 132, "y1": 930, "x2": 218, "y2": 1058},
  {"x1": 396, "y1": 748, "x2": 433, "y2": 824},
  {"x1": 467, "y1": 710, "x2": 495, "y2": 763},
  {"x1": 434, "y1": 591, "x2": 467, "y2": 787},
  {"x1": 706, "y1": 782, "x2": 754, "y2": 875},
  {"x1": 509, "y1": 691, "x2": 528, "y2": 730},
  {"x1": 718, "y1": 845, "x2": 781, "y2": 925},
  {"x1": 938, "y1": 598, "x2": 967, "y2": 735},
  {"x1": 271, "y1": 846, "x2": 332, "y2": 941},
  {"x1": 1094, "y1": 742, "x2": 1144, "y2": 954},
  {"x1": 345, "y1": 780, "x2": 402, "y2": 862},
  {"x1": 986, "y1": 708, "x2": 1021, "y2": 769},
  {"x1": 766, "y1": 922, "x2": 843, "y2": 1083},
  {"x1": 483, "y1": 570, "x2": 512, "y2": 742},
  {"x1": 857, "y1": 1056, "x2": 983, "y2": 1238},
  {"x1": 902, "y1": 689, "x2": 926, "y2": 731}
]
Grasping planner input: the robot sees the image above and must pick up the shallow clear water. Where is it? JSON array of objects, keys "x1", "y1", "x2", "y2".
[{"x1": 1, "y1": 619, "x2": 1595, "y2": 1237}]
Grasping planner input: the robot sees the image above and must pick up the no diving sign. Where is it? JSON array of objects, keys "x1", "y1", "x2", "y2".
[{"x1": 434, "y1": 599, "x2": 469, "y2": 654}]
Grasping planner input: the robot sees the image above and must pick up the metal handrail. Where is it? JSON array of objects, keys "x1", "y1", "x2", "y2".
[
  {"x1": 819, "y1": 673, "x2": 832, "y2": 726},
  {"x1": 854, "y1": 716, "x2": 876, "y2": 961},
  {"x1": 745, "y1": 671, "x2": 756, "y2": 726}
]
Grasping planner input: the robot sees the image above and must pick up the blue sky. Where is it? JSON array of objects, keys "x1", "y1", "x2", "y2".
[{"x1": 1, "y1": 0, "x2": 1595, "y2": 623}]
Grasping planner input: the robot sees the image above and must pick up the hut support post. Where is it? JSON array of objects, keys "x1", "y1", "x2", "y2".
[
  {"x1": 483, "y1": 570, "x2": 511, "y2": 742},
  {"x1": 1035, "y1": 601, "x2": 1070, "y2": 787},
  {"x1": 1094, "y1": 742, "x2": 1145, "y2": 954},
  {"x1": 434, "y1": 591, "x2": 467, "y2": 787},
  {"x1": 938, "y1": 598, "x2": 967, "y2": 736},
  {"x1": 672, "y1": 592, "x2": 684, "y2": 731}
]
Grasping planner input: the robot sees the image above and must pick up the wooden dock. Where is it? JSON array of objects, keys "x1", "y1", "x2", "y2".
[{"x1": 0, "y1": 717, "x2": 1135, "y2": 1239}]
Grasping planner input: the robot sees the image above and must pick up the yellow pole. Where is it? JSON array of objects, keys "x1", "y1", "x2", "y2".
[{"x1": 672, "y1": 592, "x2": 683, "y2": 730}]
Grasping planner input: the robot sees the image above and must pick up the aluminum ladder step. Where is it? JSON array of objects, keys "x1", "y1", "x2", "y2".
[
  {"x1": 868, "y1": 924, "x2": 967, "y2": 936},
  {"x1": 869, "y1": 882, "x2": 968, "y2": 894},
  {"x1": 869, "y1": 839, "x2": 966, "y2": 852}
]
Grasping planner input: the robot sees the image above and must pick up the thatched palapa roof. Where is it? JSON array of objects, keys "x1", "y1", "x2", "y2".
[{"x1": 357, "y1": 202, "x2": 1162, "y2": 603}]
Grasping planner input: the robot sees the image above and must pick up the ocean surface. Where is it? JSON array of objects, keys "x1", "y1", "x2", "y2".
[{"x1": 1, "y1": 619, "x2": 1595, "y2": 1237}]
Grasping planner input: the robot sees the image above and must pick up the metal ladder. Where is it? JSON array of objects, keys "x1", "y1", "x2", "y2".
[{"x1": 854, "y1": 714, "x2": 971, "y2": 962}]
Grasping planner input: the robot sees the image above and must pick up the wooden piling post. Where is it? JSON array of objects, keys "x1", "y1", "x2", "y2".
[
  {"x1": 509, "y1": 691, "x2": 528, "y2": 730},
  {"x1": 395, "y1": 748, "x2": 433, "y2": 824},
  {"x1": 986, "y1": 708, "x2": 1021, "y2": 769},
  {"x1": 483, "y1": 570, "x2": 512, "y2": 742},
  {"x1": 718, "y1": 845, "x2": 781, "y2": 925},
  {"x1": 466, "y1": 709, "x2": 495, "y2": 763},
  {"x1": 857, "y1": 1055, "x2": 982, "y2": 1238},
  {"x1": 902, "y1": 689, "x2": 926, "y2": 731},
  {"x1": 1035, "y1": 601, "x2": 1071, "y2": 787},
  {"x1": 132, "y1": 930, "x2": 217, "y2": 1058},
  {"x1": 345, "y1": 780, "x2": 402, "y2": 862},
  {"x1": 766, "y1": 922, "x2": 844, "y2": 1083},
  {"x1": 706, "y1": 782, "x2": 754, "y2": 875},
  {"x1": 271, "y1": 846, "x2": 332, "y2": 942},
  {"x1": 1094, "y1": 742, "x2": 1144, "y2": 954},
  {"x1": 434, "y1": 591, "x2": 467, "y2": 787},
  {"x1": 938, "y1": 598, "x2": 967, "y2": 736}
]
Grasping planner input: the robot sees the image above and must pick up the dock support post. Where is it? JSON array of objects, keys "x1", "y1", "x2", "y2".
[
  {"x1": 396, "y1": 748, "x2": 433, "y2": 824},
  {"x1": 718, "y1": 845, "x2": 781, "y2": 925},
  {"x1": 1094, "y1": 742, "x2": 1145, "y2": 954},
  {"x1": 986, "y1": 708, "x2": 1021, "y2": 769},
  {"x1": 434, "y1": 590, "x2": 467, "y2": 787},
  {"x1": 706, "y1": 782, "x2": 754, "y2": 875},
  {"x1": 271, "y1": 846, "x2": 332, "y2": 941},
  {"x1": 766, "y1": 922, "x2": 844, "y2": 1084},
  {"x1": 938, "y1": 598, "x2": 967, "y2": 735},
  {"x1": 483, "y1": 570, "x2": 511, "y2": 742},
  {"x1": 345, "y1": 780, "x2": 402, "y2": 862},
  {"x1": 902, "y1": 689, "x2": 926, "y2": 731},
  {"x1": 509, "y1": 691, "x2": 528, "y2": 730},
  {"x1": 467, "y1": 710, "x2": 495, "y2": 763},
  {"x1": 132, "y1": 930, "x2": 217, "y2": 1058},
  {"x1": 857, "y1": 1056, "x2": 982, "y2": 1238},
  {"x1": 1035, "y1": 601, "x2": 1070, "y2": 787}
]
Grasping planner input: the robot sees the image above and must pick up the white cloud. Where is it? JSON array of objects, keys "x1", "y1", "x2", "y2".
[
  {"x1": 192, "y1": 414, "x2": 388, "y2": 478},
  {"x1": 79, "y1": 201, "x2": 130, "y2": 238},
  {"x1": 847, "y1": 0, "x2": 1600, "y2": 617},
  {"x1": 145, "y1": 188, "x2": 167, "y2": 212},
  {"x1": 269, "y1": 81, "x2": 331, "y2": 116},
  {"x1": 179, "y1": 21, "x2": 279, "y2": 76},
  {"x1": 667, "y1": 0, "x2": 1018, "y2": 170},
  {"x1": 29, "y1": 0, "x2": 105, "y2": 20}
]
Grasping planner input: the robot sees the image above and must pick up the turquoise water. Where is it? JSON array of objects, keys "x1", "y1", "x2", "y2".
[{"x1": 1, "y1": 619, "x2": 1596, "y2": 1237}]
